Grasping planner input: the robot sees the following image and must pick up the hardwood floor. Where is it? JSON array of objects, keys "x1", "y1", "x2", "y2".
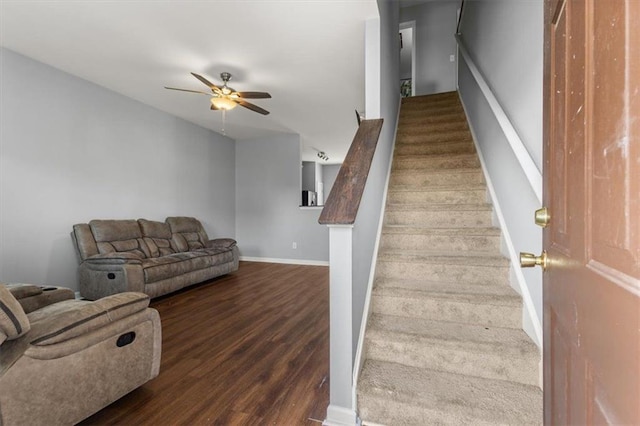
[{"x1": 80, "y1": 261, "x2": 329, "y2": 425}]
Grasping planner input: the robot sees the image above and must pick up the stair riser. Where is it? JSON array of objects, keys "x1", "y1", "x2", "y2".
[
  {"x1": 393, "y1": 156, "x2": 480, "y2": 170},
  {"x1": 380, "y1": 233, "x2": 501, "y2": 252},
  {"x1": 390, "y1": 171, "x2": 483, "y2": 187},
  {"x1": 385, "y1": 210, "x2": 493, "y2": 228},
  {"x1": 395, "y1": 142, "x2": 475, "y2": 156},
  {"x1": 366, "y1": 337, "x2": 539, "y2": 386},
  {"x1": 376, "y1": 261, "x2": 508, "y2": 285},
  {"x1": 387, "y1": 189, "x2": 487, "y2": 204},
  {"x1": 372, "y1": 294, "x2": 519, "y2": 328},
  {"x1": 397, "y1": 130, "x2": 471, "y2": 144}
]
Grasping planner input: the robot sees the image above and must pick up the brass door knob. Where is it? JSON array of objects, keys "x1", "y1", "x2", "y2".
[
  {"x1": 535, "y1": 207, "x2": 550, "y2": 228},
  {"x1": 520, "y1": 251, "x2": 548, "y2": 270}
]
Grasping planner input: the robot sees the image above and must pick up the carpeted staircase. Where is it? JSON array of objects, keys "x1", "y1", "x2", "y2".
[{"x1": 357, "y1": 92, "x2": 543, "y2": 425}]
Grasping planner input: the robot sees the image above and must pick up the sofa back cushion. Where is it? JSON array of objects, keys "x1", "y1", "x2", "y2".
[
  {"x1": 89, "y1": 220, "x2": 147, "y2": 259},
  {"x1": 72, "y1": 223, "x2": 100, "y2": 261},
  {"x1": 138, "y1": 219, "x2": 175, "y2": 258},
  {"x1": 166, "y1": 217, "x2": 210, "y2": 252},
  {"x1": 0, "y1": 285, "x2": 30, "y2": 344}
]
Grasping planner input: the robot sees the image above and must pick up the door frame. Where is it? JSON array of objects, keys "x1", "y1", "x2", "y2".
[{"x1": 399, "y1": 20, "x2": 416, "y2": 97}]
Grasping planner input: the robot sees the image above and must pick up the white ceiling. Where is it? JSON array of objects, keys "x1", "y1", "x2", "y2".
[{"x1": 0, "y1": 0, "x2": 379, "y2": 163}]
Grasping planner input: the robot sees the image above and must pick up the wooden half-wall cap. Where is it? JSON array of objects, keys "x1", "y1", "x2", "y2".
[{"x1": 319, "y1": 118, "x2": 384, "y2": 225}]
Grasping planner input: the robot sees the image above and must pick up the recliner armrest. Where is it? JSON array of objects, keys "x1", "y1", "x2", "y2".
[
  {"x1": 205, "y1": 238, "x2": 237, "y2": 250},
  {"x1": 6, "y1": 284, "x2": 75, "y2": 314},
  {"x1": 29, "y1": 292, "x2": 150, "y2": 346},
  {"x1": 84, "y1": 252, "x2": 143, "y2": 265}
]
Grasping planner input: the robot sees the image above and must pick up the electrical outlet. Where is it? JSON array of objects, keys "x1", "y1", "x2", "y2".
[
  {"x1": 292, "y1": 242, "x2": 297, "y2": 249},
  {"x1": 450, "y1": 54, "x2": 455, "y2": 62}
]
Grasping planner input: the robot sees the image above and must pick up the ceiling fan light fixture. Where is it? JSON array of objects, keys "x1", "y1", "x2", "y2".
[{"x1": 211, "y1": 96, "x2": 237, "y2": 110}]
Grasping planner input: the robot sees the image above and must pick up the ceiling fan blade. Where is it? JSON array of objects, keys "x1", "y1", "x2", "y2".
[
  {"x1": 165, "y1": 86, "x2": 211, "y2": 96},
  {"x1": 236, "y1": 99, "x2": 270, "y2": 115},
  {"x1": 191, "y1": 72, "x2": 220, "y2": 91},
  {"x1": 237, "y1": 91, "x2": 272, "y2": 99}
]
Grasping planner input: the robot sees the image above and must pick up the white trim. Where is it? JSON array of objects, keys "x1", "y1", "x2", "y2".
[
  {"x1": 399, "y1": 20, "x2": 416, "y2": 97},
  {"x1": 459, "y1": 95, "x2": 543, "y2": 348},
  {"x1": 324, "y1": 404, "x2": 358, "y2": 426},
  {"x1": 326, "y1": 226, "x2": 355, "y2": 422},
  {"x1": 351, "y1": 97, "x2": 402, "y2": 412},
  {"x1": 238, "y1": 256, "x2": 329, "y2": 266},
  {"x1": 455, "y1": 34, "x2": 543, "y2": 203}
]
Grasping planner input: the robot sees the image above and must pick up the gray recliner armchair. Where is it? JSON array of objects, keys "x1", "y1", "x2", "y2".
[{"x1": 0, "y1": 283, "x2": 161, "y2": 425}]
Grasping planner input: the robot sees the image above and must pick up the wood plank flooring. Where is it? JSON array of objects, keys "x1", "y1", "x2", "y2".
[{"x1": 80, "y1": 261, "x2": 329, "y2": 425}]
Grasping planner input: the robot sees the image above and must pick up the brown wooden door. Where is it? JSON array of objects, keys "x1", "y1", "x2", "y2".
[{"x1": 543, "y1": 0, "x2": 640, "y2": 424}]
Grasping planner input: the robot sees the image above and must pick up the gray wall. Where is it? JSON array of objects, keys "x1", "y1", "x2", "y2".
[
  {"x1": 322, "y1": 164, "x2": 341, "y2": 199},
  {"x1": 301, "y1": 161, "x2": 316, "y2": 192},
  {"x1": 458, "y1": 0, "x2": 543, "y2": 167},
  {"x1": 0, "y1": 48, "x2": 236, "y2": 292},
  {"x1": 350, "y1": 0, "x2": 400, "y2": 356},
  {"x1": 235, "y1": 135, "x2": 329, "y2": 262},
  {"x1": 457, "y1": 1, "x2": 543, "y2": 345},
  {"x1": 400, "y1": 1, "x2": 459, "y2": 95}
]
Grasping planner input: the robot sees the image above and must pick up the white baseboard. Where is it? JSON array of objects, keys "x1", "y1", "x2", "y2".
[
  {"x1": 459, "y1": 94, "x2": 543, "y2": 349},
  {"x1": 239, "y1": 256, "x2": 329, "y2": 266},
  {"x1": 323, "y1": 404, "x2": 358, "y2": 426}
]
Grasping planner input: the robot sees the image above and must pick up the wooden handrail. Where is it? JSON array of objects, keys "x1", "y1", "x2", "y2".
[
  {"x1": 318, "y1": 118, "x2": 384, "y2": 225},
  {"x1": 456, "y1": 0, "x2": 465, "y2": 35}
]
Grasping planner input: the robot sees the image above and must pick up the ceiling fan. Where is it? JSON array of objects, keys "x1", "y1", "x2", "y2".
[{"x1": 165, "y1": 72, "x2": 271, "y2": 115}]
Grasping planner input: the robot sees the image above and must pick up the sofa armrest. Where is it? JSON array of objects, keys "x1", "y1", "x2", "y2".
[
  {"x1": 6, "y1": 284, "x2": 75, "y2": 314},
  {"x1": 205, "y1": 238, "x2": 237, "y2": 250},
  {"x1": 7, "y1": 284, "x2": 43, "y2": 300},
  {"x1": 85, "y1": 252, "x2": 143, "y2": 265},
  {"x1": 29, "y1": 292, "x2": 150, "y2": 346}
]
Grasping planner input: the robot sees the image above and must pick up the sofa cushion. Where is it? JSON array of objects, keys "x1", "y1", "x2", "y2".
[
  {"x1": 141, "y1": 249, "x2": 233, "y2": 283},
  {"x1": 138, "y1": 219, "x2": 175, "y2": 258},
  {"x1": 166, "y1": 217, "x2": 209, "y2": 252},
  {"x1": 89, "y1": 220, "x2": 147, "y2": 258},
  {"x1": 0, "y1": 285, "x2": 30, "y2": 343}
]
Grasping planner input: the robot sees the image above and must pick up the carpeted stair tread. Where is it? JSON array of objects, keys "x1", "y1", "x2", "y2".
[
  {"x1": 366, "y1": 314, "x2": 540, "y2": 386},
  {"x1": 399, "y1": 112, "x2": 466, "y2": 126},
  {"x1": 380, "y1": 227, "x2": 501, "y2": 252},
  {"x1": 372, "y1": 285, "x2": 520, "y2": 306},
  {"x1": 374, "y1": 277, "x2": 517, "y2": 297},
  {"x1": 393, "y1": 153, "x2": 480, "y2": 169},
  {"x1": 382, "y1": 226, "x2": 500, "y2": 236},
  {"x1": 397, "y1": 120, "x2": 469, "y2": 135},
  {"x1": 388, "y1": 182, "x2": 486, "y2": 192},
  {"x1": 397, "y1": 129, "x2": 472, "y2": 144},
  {"x1": 395, "y1": 140, "x2": 475, "y2": 156},
  {"x1": 391, "y1": 168, "x2": 483, "y2": 187},
  {"x1": 377, "y1": 250, "x2": 508, "y2": 265},
  {"x1": 358, "y1": 360, "x2": 542, "y2": 426},
  {"x1": 385, "y1": 203, "x2": 493, "y2": 212},
  {"x1": 368, "y1": 314, "x2": 532, "y2": 346}
]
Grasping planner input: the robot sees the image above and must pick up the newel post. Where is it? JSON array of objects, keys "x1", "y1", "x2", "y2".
[{"x1": 323, "y1": 225, "x2": 356, "y2": 425}]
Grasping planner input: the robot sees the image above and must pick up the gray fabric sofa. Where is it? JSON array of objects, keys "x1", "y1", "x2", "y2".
[
  {"x1": 0, "y1": 283, "x2": 161, "y2": 425},
  {"x1": 72, "y1": 216, "x2": 239, "y2": 300}
]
